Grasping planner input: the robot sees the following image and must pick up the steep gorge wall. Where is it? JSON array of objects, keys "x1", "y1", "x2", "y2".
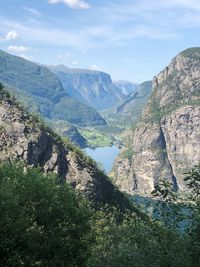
[{"x1": 111, "y1": 48, "x2": 200, "y2": 195}]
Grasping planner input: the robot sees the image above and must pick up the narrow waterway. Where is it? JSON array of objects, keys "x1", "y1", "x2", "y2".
[{"x1": 84, "y1": 146, "x2": 120, "y2": 174}]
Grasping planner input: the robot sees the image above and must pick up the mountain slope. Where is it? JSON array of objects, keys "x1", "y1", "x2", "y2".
[
  {"x1": 111, "y1": 48, "x2": 200, "y2": 195},
  {"x1": 48, "y1": 65, "x2": 126, "y2": 110},
  {"x1": 0, "y1": 84, "x2": 132, "y2": 209},
  {"x1": 107, "y1": 81, "x2": 152, "y2": 125},
  {"x1": 114, "y1": 80, "x2": 138, "y2": 95},
  {"x1": 0, "y1": 50, "x2": 106, "y2": 126}
]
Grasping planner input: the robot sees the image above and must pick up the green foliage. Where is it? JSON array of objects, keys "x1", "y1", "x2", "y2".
[
  {"x1": 184, "y1": 164, "x2": 200, "y2": 198},
  {"x1": 1, "y1": 162, "x2": 200, "y2": 267},
  {"x1": 0, "y1": 163, "x2": 93, "y2": 267},
  {"x1": 120, "y1": 135, "x2": 134, "y2": 161},
  {"x1": 151, "y1": 179, "x2": 177, "y2": 202},
  {"x1": 52, "y1": 96, "x2": 106, "y2": 126},
  {"x1": 144, "y1": 98, "x2": 200, "y2": 124},
  {"x1": 88, "y1": 210, "x2": 189, "y2": 267},
  {"x1": 180, "y1": 47, "x2": 200, "y2": 60},
  {"x1": 184, "y1": 165, "x2": 200, "y2": 267},
  {"x1": 150, "y1": 166, "x2": 200, "y2": 266},
  {"x1": 79, "y1": 128, "x2": 112, "y2": 148}
]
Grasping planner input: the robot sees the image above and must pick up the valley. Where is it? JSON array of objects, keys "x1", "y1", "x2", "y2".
[
  {"x1": 0, "y1": 46, "x2": 199, "y2": 267},
  {"x1": 0, "y1": 48, "x2": 199, "y2": 182}
]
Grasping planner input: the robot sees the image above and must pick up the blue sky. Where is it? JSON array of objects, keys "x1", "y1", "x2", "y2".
[{"x1": 0, "y1": 0, "x2": 199, "y2": 82}]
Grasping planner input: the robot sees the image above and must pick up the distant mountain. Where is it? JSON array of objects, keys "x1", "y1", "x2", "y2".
[
  {"x1": 111, "y1": 47, "x2": 200, "y2": 195},
  {"x1": 103, "y1": 81, "x2": 152, "y2": 126},
  {"x1": 48, "y1": 65, "x2": 126, "y2": 110},
  {"x1": 114, "y1": 80, "x2": 138, "y2": 95},
  {"x1": 116, "y1": 81, "x2": 152, "y2": 118},
  {"x1": 0, "y1": 50, "x2": 106, "y2": 126}
]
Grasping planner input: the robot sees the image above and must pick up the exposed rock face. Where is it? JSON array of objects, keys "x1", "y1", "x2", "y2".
[
  {"x1": 0, "y1": 89, "x2": 130, "y2": 208},
  {"x1": 111, "y1": 48, "x2": 200, "y2": 195},
  {"x1": 48, "y1": 65, "x2": 126, "y2": 110},
  {"x1": 0, "y1": 98, "x2": 90, "y2": 188}
]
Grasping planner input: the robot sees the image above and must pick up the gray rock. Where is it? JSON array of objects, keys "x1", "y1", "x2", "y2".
[{"x1": 111, "y1": 48, "x2": 200, "y2": 195}]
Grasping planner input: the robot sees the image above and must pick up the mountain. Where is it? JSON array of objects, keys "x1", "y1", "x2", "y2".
[
  {"x1": 48, "y1": 65, "x2": 126, "y2": 110},
  {"x1": 0, "y1": 50, "x2": 106, "y2": 126},
  {"x1": 105, "y1": 81, "x2": 152, "y2": 126},
  {"x1": 0, "y1": 84, "x2": 133, "y2": 210},
  {"x1": 111, "y1": 48, "x2": 200, "y2": 195},
  {"x1": 47, "y1": 120, "x2": 87, "y2": 148},
  {"x1": 116, "y1": 81, "x2": 152, "y2": 113},
  {"x1": 114, "y1": 80, "x2": 138, "y2": 95}
]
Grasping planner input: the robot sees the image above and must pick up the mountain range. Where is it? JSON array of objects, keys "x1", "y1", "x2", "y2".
[{"x1": 0, "y1": 50, "x2": 106, "y2": 127}]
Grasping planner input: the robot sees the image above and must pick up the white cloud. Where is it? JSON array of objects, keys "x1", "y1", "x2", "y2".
[
  {"x1": 48, "y1": 0, "x2": 90, "y2": 9},
  {"x1": 0, "y1": 19, "x2": 95, "y2": 49},
  {"x1": 90, "y1": 64, "x2": 99, "y2": 70},
  {"x1": 22, "y1": 7, "x2": 41, "y2": 16},
  {"x1": 57, "y1": 53, "x2": 71, "y2": 59},
  {"x1": 0, "y1": 30, "x2": 18, "y2": 41},
  {"x1": 71, "y1": 60, "x2": 78, "y2": 65},
  {"x1": 7, "y1": 45, "x2": 31, "y2": 53}
]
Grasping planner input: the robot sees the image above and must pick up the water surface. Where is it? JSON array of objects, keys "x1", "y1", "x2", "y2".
[{"x1": 84, "y1": 146, "x2": 120, "y2": 174}]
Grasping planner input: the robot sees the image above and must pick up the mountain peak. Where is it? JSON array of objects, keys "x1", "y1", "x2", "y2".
[{"x1": 179, "y1": 47, "x2": 200, "y2": 59}]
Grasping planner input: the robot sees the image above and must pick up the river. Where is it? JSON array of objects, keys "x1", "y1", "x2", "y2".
[{"x1": 84, "y1": 146, "x2": 120, "y2": 174}]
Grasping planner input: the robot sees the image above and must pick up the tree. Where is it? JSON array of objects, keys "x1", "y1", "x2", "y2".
[
  {"x1": 184, "y1": 164, "x2": 200, "y2": 199},
  {"x1": 184, "y1": 164, "x2": 200, "y2": 267},
  {"x1": 0, "y1": 163, "x2": 93, "y2": 267}
]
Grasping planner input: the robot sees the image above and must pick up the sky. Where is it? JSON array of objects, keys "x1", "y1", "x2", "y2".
[{"x1": 0, "y1": 0, "x2": 199, "y2": 83}]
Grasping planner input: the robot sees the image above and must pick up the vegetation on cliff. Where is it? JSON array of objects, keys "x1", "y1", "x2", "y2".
[{"x1": 0, "y1": 163, "x2": 199, "y2": 267}]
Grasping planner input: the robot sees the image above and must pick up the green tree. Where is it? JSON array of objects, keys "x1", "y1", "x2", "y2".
[
  {"x1": 88, "y1": 209, "x2": 188, "y2": 267},
  {"x1": 184, "y1": 164, "x2": 200, "y2": 267},
  {"x1": 0, "y1": 163, "x2": 93, "y2": 267}
]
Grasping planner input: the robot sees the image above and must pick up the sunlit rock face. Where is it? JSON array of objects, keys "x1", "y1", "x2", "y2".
[
  {"x1": 0, "y1": 89, "x2": 130, "y2": 209},
  {"x1": 111, "y1": 48, "x2": 200, "y2": 195}
]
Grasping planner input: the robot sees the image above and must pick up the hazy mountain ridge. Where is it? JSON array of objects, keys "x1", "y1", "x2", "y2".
[
  {"x1": 102, "y1": 81, "x2": 152, "y2": 126},
  {"x1": 48, "y1": 64, "x2": 129, "y2": 110},
  {"x1": 114, "y1": 80, "x2": 138, "y2": 95},
  {"x1": 0, "y1": 50, "x2": 106, "y2": 127},
  {"x1": 111, "y1": 48, "x2": 200, "y2": 195}
]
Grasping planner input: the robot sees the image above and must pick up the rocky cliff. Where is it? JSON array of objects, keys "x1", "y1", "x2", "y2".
[
  {"x1": 111, "y1": 48, "x2": 200, "y2": 195},
  {"x1": 0, "y1": 86, "x2": 131, "y2": 209},
  {"x1": 48, "y1": 65, "x2": 126, "y2": 110}
]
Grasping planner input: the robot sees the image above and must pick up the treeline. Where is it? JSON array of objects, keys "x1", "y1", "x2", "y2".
[{"x1": 0, "y1": 163, "x2": 199, "y2": 267}]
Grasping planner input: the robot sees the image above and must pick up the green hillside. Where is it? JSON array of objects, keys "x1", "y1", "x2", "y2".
[{"x1": 0, "y1": 50, "x2": 106, "y2": 126}]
